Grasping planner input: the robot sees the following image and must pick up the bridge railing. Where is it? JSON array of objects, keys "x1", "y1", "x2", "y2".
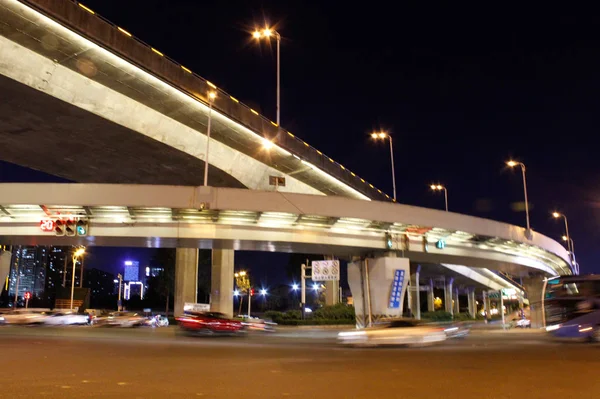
[{"x1": 20, "y1": 0, "x2": 389, "y2": 201}]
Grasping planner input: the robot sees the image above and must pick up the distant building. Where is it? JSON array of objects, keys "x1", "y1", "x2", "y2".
[
  {"x1": 84, "y1": 268, "x2": 115, "y2": 300},
  {"x1": 123, "y1": 260, "x2": 140, "y2": 282},
  {"x1": 8, "y1": 246, "x2": 47, "y2": 298},
  {"x1": 8, "y1": 245, "x2": 85, "y2": 305}
]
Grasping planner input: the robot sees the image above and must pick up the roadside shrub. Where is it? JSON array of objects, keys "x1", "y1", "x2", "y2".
[
  {"x1": 313, "y1": 304, "x2": 355, "y2": 320},
  {"x1": 421, "y1": 311, "x2": 453, "y2": 322}
]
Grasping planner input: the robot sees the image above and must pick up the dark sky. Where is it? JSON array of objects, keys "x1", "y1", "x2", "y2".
[{"x1": 2, "y1": 1, "x2": 599, "y2": 274}]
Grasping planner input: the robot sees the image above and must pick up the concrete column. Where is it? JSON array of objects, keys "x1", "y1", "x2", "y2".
[
  {"x1": 210, "y1": 249, "x2": 234, "y2": 318},
  {"x1": 174, "y1": 248, "x2": 199, "y2": 318},
  {"x1": 454, "y1": 287, "x2": 460, "y2": 315},
  {"x1": 427, "y1": 279, "x2": 435, "y2": 312},
  {"x1": 467, "y1": 288, "x2": 476, "y2": 319},
  {"x1": 410, "y1": 266, "x2": 421, "y2": 320},
  {"x1": 445, "y1": 278, "x2": 454, "y2": 315},
  {"x1": 484, "y1": 291, "x2": 492, "y2": 321},
  {"x1": 323, "y1": 255, "x2": 339, "y2": 306},
  {"x1": 325, "y1": 280, "x2": 340, "y2": 306},
  {"x1": 523, "y1": 275, "x2": 545, "y2": 328}
]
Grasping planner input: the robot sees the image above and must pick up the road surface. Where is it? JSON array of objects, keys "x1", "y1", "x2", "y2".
[{"x1": 0, "y1": 326, "x2": 598, "y2": 398}]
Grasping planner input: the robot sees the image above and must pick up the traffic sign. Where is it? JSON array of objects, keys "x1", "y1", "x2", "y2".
[
  {"x1": 311, "y1": 260, "x2": 340, "y2": 281},
  {"x1": 40, "y1": 219, "x2": 55, "y2": 232}
]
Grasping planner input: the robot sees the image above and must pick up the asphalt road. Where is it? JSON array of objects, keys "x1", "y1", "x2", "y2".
[{"x1": 0, "y1": 326, "x2": 598, "y2": 399}]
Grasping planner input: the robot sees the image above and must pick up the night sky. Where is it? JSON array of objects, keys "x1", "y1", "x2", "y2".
[{"x1": 2, "y1": 1, "x2": 599, "y2": 274}]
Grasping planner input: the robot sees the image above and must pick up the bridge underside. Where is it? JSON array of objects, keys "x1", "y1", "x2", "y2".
[{"x1": 0, "y1": 74, "x2": 244, "y2": 187}]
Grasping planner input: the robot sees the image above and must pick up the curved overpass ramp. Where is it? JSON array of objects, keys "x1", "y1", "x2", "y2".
[
  {"x1": 0, "y1": 184, "x2": 572, "y2": 277},
  {"x1": 0, "y1": 0, "x2": 387, "y2": 201}
]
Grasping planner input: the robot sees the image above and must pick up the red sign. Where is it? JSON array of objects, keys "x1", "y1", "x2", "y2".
[
  {"x1": 24, "y1": 291, "x2": 31, "y2": 300},
  {"x1": 40, "y1": 219, "x2": 55, "y2": 232}
]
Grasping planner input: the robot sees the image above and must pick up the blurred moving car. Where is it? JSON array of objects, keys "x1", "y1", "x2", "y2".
[
  {"x1": 93, "y1": 311, "x2": 146, "y2": 327},
  {"x1": 443, "y1": 323, "x2": 471, "y2": 338},
  {"x1": 0, "y1": 310, "x2": 51, "y2": 325},
  {"x1": 338, "y1": 319, "x2": 446, "y2": 347},
  {"x1": 177, "y1": 312, "x2": 244, "y2": 335},
  {"x1": 143, "y1": 314, "x2": 170, "y2": 327},
  {"x1": 510, "y1": 317, "x2": 531, "y2": 328},
  {"x1": 44, "y1": 311, "x2": 89, "y2": 326},
  {"x1": 236, "y1": 315, "x2": 276, "y2": 332}
]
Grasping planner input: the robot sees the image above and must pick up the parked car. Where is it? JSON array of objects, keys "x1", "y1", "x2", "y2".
[
  {"x1": 177, "y1": 312, "x2": 244, "y2": 335},
  {"x1": 338, "y1": 319, "x2": 447, "y2": 347}
]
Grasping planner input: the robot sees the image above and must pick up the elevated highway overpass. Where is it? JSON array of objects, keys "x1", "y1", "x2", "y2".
[
  {"x1": 0, "y1": 0, "x2": 387, "y2": 201},
  {"x1": 0, "y1": 183, "x2": 572, "y2": 321}
]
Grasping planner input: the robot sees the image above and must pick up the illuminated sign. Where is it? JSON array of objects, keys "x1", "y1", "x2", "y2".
[
  {"x1": 388, "y1": 269, "x2": 405, "y2": 308},
  {"x1": 40, "y1": 219, "x2": 55, "y2": 232}
]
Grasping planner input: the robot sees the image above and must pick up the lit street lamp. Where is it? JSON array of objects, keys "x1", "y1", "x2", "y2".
[
  {"x1": 70, "y1": 247, "x2": 85, "y2": 311},
  {"x1": 371, "y1": 132, "x2": 396, "y2": 201},
  {"x1": 203, "y1": 91, "x2": 217, "y2": 186},
  {"x1": 260, "y1": 289, "x2": 267, "y2": 296},
  {"x1": 430, "y1": 184, "x2": 448, "y2": 212},
  {"x1": 506, "y1": 160, "x2": 531, "y2": 235},
  {"x1": 116, "y1": 273, "x2": 123, "y2": 311},
  {"x1": 252, "y1": 27, "x2": 281, "y2": 126},
  {"x1": 292, "y1": 283, "x2": 299, "y2": 291},
  {"x1": 553, "y1": 212, "x2": 576, "y2": 273}
]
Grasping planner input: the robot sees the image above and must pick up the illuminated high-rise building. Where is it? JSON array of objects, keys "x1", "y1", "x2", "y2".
[{"x1": 123, "y1": 260, "x2": 140, "y2": 282}]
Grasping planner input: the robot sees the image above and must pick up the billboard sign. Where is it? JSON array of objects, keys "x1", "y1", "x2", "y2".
[{"x1": 311, "y1": 260, "x2": 340, "y2": 281}]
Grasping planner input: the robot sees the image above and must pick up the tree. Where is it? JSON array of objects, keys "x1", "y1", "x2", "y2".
[{"x1": 150, "y1": 248, "x2": 175, "y2": 314}]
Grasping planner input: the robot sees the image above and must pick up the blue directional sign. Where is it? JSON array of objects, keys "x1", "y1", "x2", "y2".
[{"x1": 388, "y1": 269, "x2": 405, "y2": 308}]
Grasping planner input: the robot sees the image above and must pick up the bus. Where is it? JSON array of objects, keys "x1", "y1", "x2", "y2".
[{"x1": 543, "y1": 275, "x2": 600, "y2": 342}]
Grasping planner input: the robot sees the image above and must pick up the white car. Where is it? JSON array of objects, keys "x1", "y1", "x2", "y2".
[
  {"x1": 44, "y1": 311, "x2": 90, "y2": 326},
  {"x1": 511, "y1": 317, "x2": 531, "y2": 328},
  {"x1": 338, "y1": 319, "x2": 447, "y2": 347},
  {"x1": 93, "y1": 311, "x2": 146, "y2": 327},
  {"x1": 0, "y1": 310, "x2": 50, "y2": 325}
]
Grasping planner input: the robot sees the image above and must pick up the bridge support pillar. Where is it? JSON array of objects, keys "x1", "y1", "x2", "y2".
[
  {"x1": 444, "y1": 278, "x2": 454, "y2": 315},
  {"x1": 467, "y1": 288, "x2": 476, "y2": 319},
  {"x1": 211, "y1": 249, "x2": 234, "y2": 318},
  {"x1": 523, "y1": 275, "x2": 545, "y2": 328},
  {"x1": 410, "y1": 266, "x2": 421, "y2": 320},
  {"x1": 174, "y1": 248, "x2": 199, "y2": 318},
  {"x1": 454, "y1": 287, "x2": 460, "y2": 315},
  {"x1": 483, "y1": 291, "x2": 492, "y2": 321},
  {"x1": 427, "y1": 279, "x2": 435, "y2": 312},
  {"x1": 325, "y1": 280, "x2": 339, "y2": 306},
  {"x1": 347, "y1": 257, "x2": 410, "y2": 328}
]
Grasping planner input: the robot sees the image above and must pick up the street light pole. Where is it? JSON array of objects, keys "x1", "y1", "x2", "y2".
[
  {"x1": 506, "y1": 161, "x2": 531, "y2": 234},
  {"x1": 388, "y1": 136, "x2": 396, "y2": 202},
  {"x1": 70, "y1": 247, "x2": 85, "y2": 311},
  {"x1": 276, "y1": 32, "x2": 280, "y2": 126},
  {"x1": 253, "y1": 28, "x2": 281, "y2": 126},
  {"x1": 554, "y1": 212, "x2": 576, "y2": 273},
  {"x1": 371, "y1": 132, "x2": 396, "y2": 201},
  {"x1": 117, "y1": 273, "x2": 123, "y2": 311},
  {"x1": 430, "y1": 184, "x2": 448, "y2": 212},
  {"x1": 203, "y1": 91, "x2": 216, "y2": 187}
]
